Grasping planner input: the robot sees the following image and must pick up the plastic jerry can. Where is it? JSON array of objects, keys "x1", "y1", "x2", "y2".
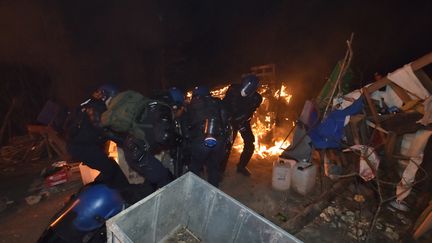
[
  {"x1": 272, "y1": 158, "x2": 296, "y2": 191},
  {"x1": 292, "y1": 161, "x2": 317, "y2": 196}
]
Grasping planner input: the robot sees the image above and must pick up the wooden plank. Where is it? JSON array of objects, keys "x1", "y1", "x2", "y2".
[
  {"x1": 388, "y1": 83, "x2": 412, "y2": 103},
  {"x1": 384, "y1": 132, "x2": 397, "y2": 161},
  {"x1": 362, "y1": 88, "x2": 380, "y2": 124},
  {"x1": 411, "y1": 52, "x2": 432, "y2": 71},
  {"x1": 361, "y1": 89, "x2": 387, "y2": 143},
  {"x1": 364, "y1": 77, "x2": 391, "y2": 93},
  {"x1": 415, "y1": 69, "x2": 432, "y2": 94}
]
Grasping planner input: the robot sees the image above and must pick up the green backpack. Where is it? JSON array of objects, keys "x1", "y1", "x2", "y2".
[
  {"x1": 101, "y1": 90, "x2": 174, "y2": 147},
  {"x1": 101, "y1": 90, "x2": 147, "y2": 132}
]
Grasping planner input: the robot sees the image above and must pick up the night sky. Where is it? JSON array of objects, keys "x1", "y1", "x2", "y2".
[{"x1": 0, "y1": 0, "x2": 431, "y2": 106}]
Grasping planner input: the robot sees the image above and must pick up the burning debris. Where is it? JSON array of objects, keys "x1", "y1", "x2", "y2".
[{"x1": 208, "y1": 82, "x2": 293, "y2": 159}]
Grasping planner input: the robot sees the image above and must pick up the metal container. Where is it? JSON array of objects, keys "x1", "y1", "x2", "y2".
[{"x1": 106, "y1": 172, "x2": 302, "y2": 243}]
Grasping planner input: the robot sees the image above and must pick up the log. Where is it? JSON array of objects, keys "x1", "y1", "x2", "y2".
[{"x1": 282, "y1": 179, "x2": 351, "y2": 234}]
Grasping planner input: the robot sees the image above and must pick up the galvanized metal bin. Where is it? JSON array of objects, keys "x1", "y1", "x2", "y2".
[{"x1": 106, "y1": 172, "x2": 302, "y2": 243}]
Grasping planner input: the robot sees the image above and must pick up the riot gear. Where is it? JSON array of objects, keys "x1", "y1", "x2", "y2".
[
  {"x1": 240, "y1": 74, "x2": 259, "y2": 97},
  {"x1": 65, "y1": 95, "x2": 129, "y2": 188},
  {"x1": 183, "y1": 93, "x2": 228, "y2": 187},
  {"x1": 204, "y1": 118, "x2": 218, "y2": 148},
  {"x1": 222, "y1": 78, "x2": 262, "y2": 177}
]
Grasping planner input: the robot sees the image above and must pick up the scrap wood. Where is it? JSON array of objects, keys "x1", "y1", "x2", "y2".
[
  {"x1": 27, "y1": 125, "x2": 69, "y2": 160},
  {"x1": 282, "y1": 178, "x2": 351, "y2": 234},
  {"x1": 0, "y1": 135, "x2": 45, "y2": 164},
  {"x1": 323, "y1": 33, "x2": 354, "y2": 118}
]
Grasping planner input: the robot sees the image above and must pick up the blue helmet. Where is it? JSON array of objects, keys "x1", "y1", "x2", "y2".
[
  {"x1": 72, "y1": 184, "x2": 125, "y2": 232},
  {"x1": 168, "y1": 87, "x2": 185, "y2": 106},
  {"x1": 192, "y1": 86, "x2": 210, "y2": 99},
  {"x1": 96, "y1": 84, "x2": 118, "y2": 101},
  {"x1": 240, "y1": 74, "x2": 259, "y2": 97}
]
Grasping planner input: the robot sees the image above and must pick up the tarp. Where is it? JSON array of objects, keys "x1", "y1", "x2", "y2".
[{"x1": 309, "y1": 97, "x2": 364, "y2": 149}]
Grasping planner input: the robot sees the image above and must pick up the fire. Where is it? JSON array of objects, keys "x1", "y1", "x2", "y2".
[
  {"x1": 274, "y1": 84, "x2": 292, "y2": 104},
  {"x1": 208, "y1": 82, "x2": 293, "y2": 159},
  {"x1": 250, "y1": 112, "x2": 291, "y2": 159},
  {"x1": 255, "y1": 139, "x2": 291, "y2": 158},
  {"x1": 186, "y1": 91, "x2": 193, "y2": 100},
  {"x1": 107, "y1": 141, "x2": 119, "y2": 162},
  {"x1": 210, "y1": 85, "x2": 230, "y2": 98}
]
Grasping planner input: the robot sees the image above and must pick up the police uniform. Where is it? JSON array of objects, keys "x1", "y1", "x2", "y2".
[
  {"x1": 183, "y1": 95, "x2": 228, "y2": 187},
  {"x1": 65, "y1": 98, "x2": 129, "y2": 188},
  {"x1": 222, "y1": 83, "x2": 262, "y2": 175}
]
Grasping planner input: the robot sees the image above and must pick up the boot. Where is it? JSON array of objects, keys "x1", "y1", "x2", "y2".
[{"x1": 236, "y1": 166, "x2": 251, "y2": 177}]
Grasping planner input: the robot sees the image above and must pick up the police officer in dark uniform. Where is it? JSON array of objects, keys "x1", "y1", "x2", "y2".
[
  {"x1": 65, "y1": 84, "x2": 129, "y2": 188},
  {"x1": 120, "y1": 95, "x2": 176, "y2": 189},
  {"x1": 222, "y1": 74, "x2": 262, "y2": 176},
  {"x1": 182, "y1": 86, "x2": 229, "y2": 187},
  {"x1": 150, "y1": 87, "x2": 186, "y2": 178}
]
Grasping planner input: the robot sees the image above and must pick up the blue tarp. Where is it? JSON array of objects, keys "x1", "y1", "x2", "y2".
[{"x1": 309, "y1": 97, "x2": 364, "y2": 149}]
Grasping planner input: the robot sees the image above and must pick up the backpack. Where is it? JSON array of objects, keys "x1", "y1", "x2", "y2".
[
  {"x1": 101, "y1": 90, "x2": 175, "y2": 150},
  {"x1": 101, "y1": 90, "x2": 146, "y2": 132}
]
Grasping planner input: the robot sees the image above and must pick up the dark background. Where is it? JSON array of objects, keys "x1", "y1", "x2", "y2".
[{"x1": 0, "y1": 0, "x2": 431, "y2": 139}]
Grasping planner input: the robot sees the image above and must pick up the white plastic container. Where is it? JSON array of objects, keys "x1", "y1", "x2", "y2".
[
  {"x1": 272, "y1": 158, "x2": 296, "y2": 191},
  {"x1": 78, "y1": 163, "x2": 100, "y2": 185},
  {"x1": 291, "y1": 161, "x2": 317, "y2": 196}
]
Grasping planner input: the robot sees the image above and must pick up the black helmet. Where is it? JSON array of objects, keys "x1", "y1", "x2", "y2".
[{"x1": 240, "y1": 74, "x2": 259, "y2": 97}]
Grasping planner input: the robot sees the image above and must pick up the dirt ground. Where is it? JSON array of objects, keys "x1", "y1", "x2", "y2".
[
  {"x1": 0, "y1": 149, "x2": 430, "y2": 243},
  {"x1": 0, "y1": 158, "x2": 80, "y2": 243},
  {"x1": 221, "y1": 151, "x2": 429, "y2": 243}
]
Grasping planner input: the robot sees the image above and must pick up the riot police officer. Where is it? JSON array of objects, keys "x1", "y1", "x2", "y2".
[
  {"x1": 182, "y1": 86, "x2": 229, "y2": 187},
  {"x1": 222, "y1": 74, "x2": 262, "y2": 176},
  {"x1": 105, "y1": 90, "x2": 177, "y2": 189},
  {"x1": 65, "y1": 84, "x2": 129, "y2": 188},
  {"x1": 150, "y1": 87, "x2": 186, "y2": 178}
]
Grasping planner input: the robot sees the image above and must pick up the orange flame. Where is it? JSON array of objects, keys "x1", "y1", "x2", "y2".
[
  {"x1": 210, "y1": 82, "x2": 293, "y2": 159},
  {"x1": 274, "y1": 84, "x2": 292, "y2": 104}
]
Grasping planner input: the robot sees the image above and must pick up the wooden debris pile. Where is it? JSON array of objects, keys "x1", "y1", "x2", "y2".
[{"x1": 0, "y1": 135, "x2": 46, "y2": 166}]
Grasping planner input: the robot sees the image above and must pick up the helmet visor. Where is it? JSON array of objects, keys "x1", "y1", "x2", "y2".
[{"x1": 240, "y1": 81, "x2": 257, "y2": 97}]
